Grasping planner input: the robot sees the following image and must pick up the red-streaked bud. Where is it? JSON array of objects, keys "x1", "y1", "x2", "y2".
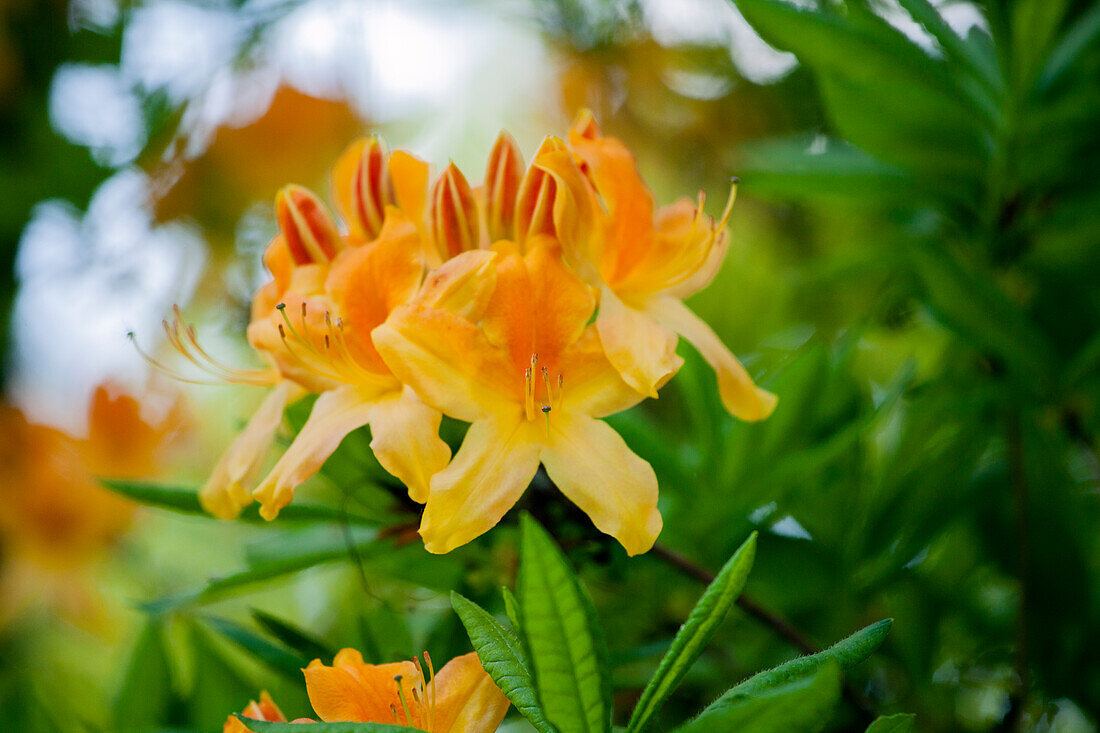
[
  {"x1": 429, "y1": 163, "x2": 479, "y2": 259},
  {"x1": 484, "y1": 131, "x2": 524, "y2": 243},
  {"x1": 275, "y1": 185, "x2": 341, "y2": 265},
  {"x1": 571, "y1": 109, "x2": 601, "y2": 141},
  {"x1": 515, "y1": 136, "x2": 567, "y2": 246},
  {"x1": 351, "y1": 136, "x2": 393, "y2": 240}
]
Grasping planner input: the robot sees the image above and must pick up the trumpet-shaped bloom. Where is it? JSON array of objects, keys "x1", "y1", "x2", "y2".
[
  {"x1": 374, "y1": 238, "x2": 663, "y2": 555},
  {"x1": 247, "y1": 209, "x2": 456, "y2": 519},
  {"x1": 171, "y1": 184, "x2": 345, "y2": 519},
  {"x1": 303, "y1": 649, "x2": 509, "y2": 732},
  {"x1": 537, "y1": 113, "x2": 777, "y2": 421}
]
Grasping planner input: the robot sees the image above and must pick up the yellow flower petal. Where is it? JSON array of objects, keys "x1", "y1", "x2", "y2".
[
  {"x1": 596, "y1": 286, "x2": 682, "y2": 399},
  {"x1": 429, "y1": 652, "x2": 511, "y2": 733},
  {"x1": 200, "y1": 381, "x2": 296, "y2": 519},
  {"x1": 419, "y1": 418, "x2": 542, "y2": 554},
  {"x1": 541, "y1": 412, "x2": 662, "y2": 556},
  {"x1": 556, "y1": 327, "x2": 644, "y2": 418},
  {"x1": 373, "y1": 306, "x2": 516, "y2": 423},
  {"x1": 253, "y1": 385, "x2": 390, "y2": 520},
  {"x1": 647, "y1": 295, "x2": 776, "y2": 421},
  {"x1": 367, "y1": 386, "x2": 450, "y2": 504},
  {"x1": 414, "y1": 249, "x2": 498, "y2": 321}
]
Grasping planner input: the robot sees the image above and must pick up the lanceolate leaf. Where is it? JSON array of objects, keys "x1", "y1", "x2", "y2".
[
  {"x1": 112, "y1": 621, "x2": 174, "y2": 731},
  {"x1": 451, "y1": 592, "x2": 556, "y2": 733},
  {"x1": 100, "y1": 479, "x2": 380, "y2": 525},
  {"x1": 518, "y1": 514, "x2": 611, "y2": 733},
  {"x1": 203, "y1": 616, "x2": 307, "y2": 679},
  {"x1": 142, "y1": 531, "x2": 387, "y2": 612},
  {"x1": 235, "y1": 719, "x2": 411, "y2": 732},
  {"x1": 673, "y1": 660, "x2": 836, "y2": 726},
  {"x1": 674, "y1": 662, "x2": 842, "y2": 733},
  {"x1": 251, "y1": 609, "x2": 335, "y2": 663},
  {"x1": 719, "y1": 619, "x2": 892, "y2": 703},
  {"x1": 626, "y1": 532, "x2": 757, "y2": 733},
  {"x1": 865, "y1": 713, "x2": 917, "y2": 732}
]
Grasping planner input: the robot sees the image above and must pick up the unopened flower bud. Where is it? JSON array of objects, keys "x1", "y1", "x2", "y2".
[
  {"x1": 484, "y1": 131, "x2": 524, "y2": 243},
  {"x1": 429, "y1": 163, "x2": 479, "y2": 259},
  {"x1": 275, "y1": 185, "x2": 341, "y2": 265}
]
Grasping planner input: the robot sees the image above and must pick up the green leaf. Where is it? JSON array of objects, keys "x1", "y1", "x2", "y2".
[
  {"x1": 100, "y1": 479, "x2": 380, "y2": 525},
  {"x1": 627, "y1": 533, "x2": 757, "y2": 733},
  {"x1": 733, "y1": 0, "x2": 990, "y2": 187},
  {"x1": 451, "y1": 592, "x2": 556, "y2": 733},
  {"x1": 739, "y1": 136, "x2": 915, "y2": 204},
  {"x1": 866, "y1": 714, "x2": 917, "y2": 732},
  {"x1": 235, "y1": 718, "x2": 411, "y2": 732},
  {"x1": 502, "y1": 586, "x2": 522, "y2": 630},
  {"x1": 1036, "y1": 3, "x2": 1100, "y2": 92},
  {"x1": 895, "y1": 0, "x2": 1001, "y2": 90},
  {"x1": 908, "y1": 242, "x2": 1053, "y2": 384},
  {"x1": 674, "y1": 662, "x2": 842, "y2": 733},
  {"x1": 112, "y1": 621, "x2": 174, "y2": 732},
  {"x1": 251, "y1": 609, "x2": 334, "y2": 664},
  {"x1": 202, "y1": 616, "x2": 307, "y2": 679},
  {"x1": 142, "y1": 530, "x2": 386, "y2": 612},
  {"x1": 722, "y1": 619, "x2": 891, "y2": 701},
  {"x1": 518, "y1": 514, "x2": 611, "y2": 733}
]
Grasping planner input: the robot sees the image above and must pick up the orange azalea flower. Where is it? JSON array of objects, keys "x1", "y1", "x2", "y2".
[
  {"x1": 303, "y1": 649, "x2": 509, "y2": 732},
  {"x1": 225, "y1": 691, "x2": 316, "y2": 732},
  {"x1": 374, "y1": 238, "x2": 663, "y2": 555},
  {"x1": 247, "y1": 207, "x2": 456, "y2": 519},
  {"x1": 536, "y1": 112, "x2": 777, "y2": 421},
  {"x1": 162, "y1": 184, "x2": 345, "y2": 520}
]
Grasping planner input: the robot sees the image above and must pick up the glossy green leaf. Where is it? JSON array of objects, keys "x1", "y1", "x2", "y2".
[
  {"x1": 674, "y1": 662, "x2": 842, "y2": 733},
  {"x1": 518, "y1": 514, "x2": 610, "y2": 733},
  {"x1": 451, "y1": 592, "x2": 555, "y2": 733},
  {"x1": 627, "y1": 532, "x2": 757, "y2": 733},
  {"x1": 865, "y1": 713, "x2": 917, "y2": 732}
]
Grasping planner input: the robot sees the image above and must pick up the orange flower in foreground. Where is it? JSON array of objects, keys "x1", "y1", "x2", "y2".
[
  {"x1": 247, "y1": 208, "x2": 454, "y2": 519},
  {"x1": 303, "y1": 649, "x2": 509, "y2": 732},
  {"x1": 537, "y1": 112, "x2": 777, "y2": 421},
  {"x1": 374, "y1": 238, "x2": 662, "y2": 555}
]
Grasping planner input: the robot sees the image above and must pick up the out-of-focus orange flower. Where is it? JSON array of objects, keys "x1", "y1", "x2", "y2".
[
  {"x1": 224, "y1": 691, "x2": 316, "y2": 732},
  {"x1": 537, "y1": 112, "x2": 777, "y2": 421},
  {"x1": 0, "y1": 381, "x2": 185, "y2": 622},
  {"x1": 374, "y1": 239, "x2": 662, "y2": 556},
  {"x1": 302, "y1": 649, "x2": 509, "y2": 732}
]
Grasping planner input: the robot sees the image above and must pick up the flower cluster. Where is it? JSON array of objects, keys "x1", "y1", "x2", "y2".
[
  {"x1": 226, "y1": 648, "x2": 509, "y2": 732},
  {"x1": 174, "y1": 112, "x2": 775, "y2": 556}
]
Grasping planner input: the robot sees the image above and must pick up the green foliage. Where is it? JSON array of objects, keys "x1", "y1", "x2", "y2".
[
  {"x1": 865, "y1": 713, "x2": 917, "y2": 733},
  {"x1": 450, "y1": 592, "x2": 555, "y2": 733},
  {"x1": 518, "y1": 514, "x2": 612, "y2": 733},
  {"x1": 626, "y1": 532, "x2": 757, "y2": 733},
  {"x1": 674, "y1": 662, "x2": 842, "y2": 733}
]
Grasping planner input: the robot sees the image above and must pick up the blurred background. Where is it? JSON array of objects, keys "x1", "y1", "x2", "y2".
[{"x1": 1, "y1": 0, "x2": 1099, "y2": 730}]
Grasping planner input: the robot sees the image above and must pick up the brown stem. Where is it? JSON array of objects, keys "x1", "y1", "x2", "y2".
[{"x1": 651, "y1": 542, "x2": 876, "y2": 726}]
